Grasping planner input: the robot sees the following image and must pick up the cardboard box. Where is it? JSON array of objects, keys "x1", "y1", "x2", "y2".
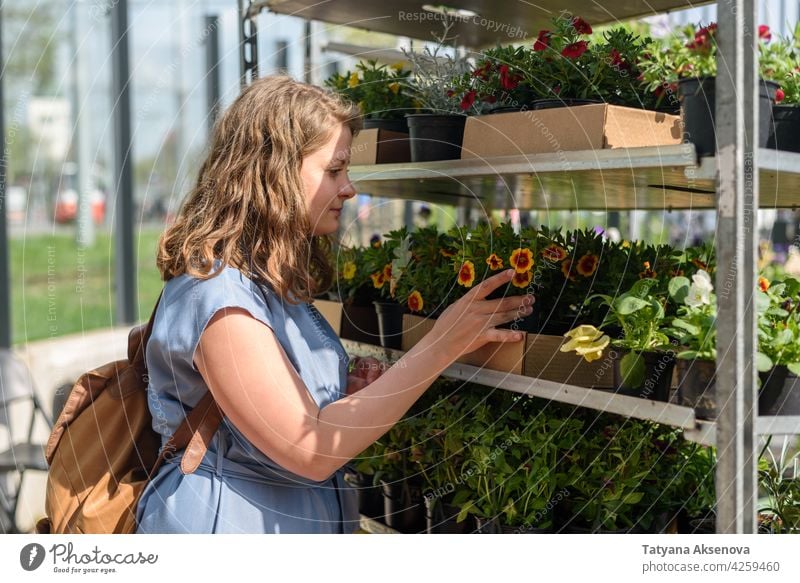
[
  {"x1": 350, "y1": 129, "x2": 410, "y2": 165},
  {"x1": 402, "y1": 314, "x2": 616, "y2": 387},
  {"x1": 461, "y1": 104, "x2": 682, "y2": 159},
  {"x1": 523, "y1": 333, "x2": 614, "y2": 389},
  {"x1": 402, "y1": 314, "x2": 527, "y2": 374},
  {"x1": 312, "y1": 300, "x2": 343, "y2": 335}
]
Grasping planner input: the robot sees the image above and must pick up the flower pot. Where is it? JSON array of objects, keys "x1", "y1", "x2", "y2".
[
  {"x1": 424, "y1": 498, "x2": 475, "y2": 534},
  {"x1": 611, "y1": 350, "x2": 676, "y2": 402},
  {"x1": 363, "y1": 117, "x2": 409, "y2": 134},
  {"x1": 678, "y1": 77, "x2": 778, "y2": 157},
  {"x1": 381, "y1": 478, "x2": 426, "y2": 533},
  {"x1": 675, "y1": 358, "x2": 717, "y2": 420},
  {"x1": 767, "y1": 105, "x2": 800, "y2": 153},
  {"x1": 405, "y1": 113, "x2": 466, "y2": 162},
  {"x1": 373, "y1": 301, "x2": 405, "y2": 349},
  {"x1": 530, "y1": 98, "x2": 603, "y2": 110},
  {"x1": 344, "y1": 470, "x2": 384, "y2": 520},
  {"x1": 475, "y1": 515, "x2": 551, "y2": 534},
  {"x1": 758, "y1": 366, "x2": 800, "y2": 416},
  {"x1": 340, "y1": 302, "x2": 382, "y2": 345}
]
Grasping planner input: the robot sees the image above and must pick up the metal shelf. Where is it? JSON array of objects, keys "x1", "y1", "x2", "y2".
[
  {"x1": 343, "y1": 340, "x2": 800, "y2": 446},
  {"x1": 351, "y1": 146, "x2": 800, "y2": 210},
  {"x1": 265, "y1": 0, "x2": 712, "y2": 49}
]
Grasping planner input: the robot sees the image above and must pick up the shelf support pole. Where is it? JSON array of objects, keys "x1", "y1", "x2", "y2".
[{"x1": 714, "y1": 0, "x2": 759, "y2": 534}]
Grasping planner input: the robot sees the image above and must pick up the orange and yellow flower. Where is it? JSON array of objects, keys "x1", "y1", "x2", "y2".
[
  {"x1": 639, "y1": 261, "x2": 656, "y2": 279},
  {"x1": 759, "y1": 276, "x2": 770, "y2": 292},
  {"x1": 439, "y1": 248, "x2": 456, "y2": 258},
  {"x1": 486, "y1": 253, "x2": 504, "y2": 270},
  {"x1": 541, "y1": 244, "x2": 567, "y2": 263},
  {"x1": 457, "y1": 260, "x2": 476, "y2": 287},
  {"x1": 383, "y1": 264, "x2": 392, "y2": 280},
  {"x1": 510, "y1": 248, "x2": 534, "y2": 273},
  {"x1": 407, "y1": 290, "x2": 424, "y2": 312},
  {"x1": 576, "y1": 253, "x2": 599, "y2": 277},
  {"x1": 370, "y1": 271, "x2": 386, "y2": 288},
  {"x1": 511, "y1": 270, "x2": 533, "y2": 288},
  {"x1": 348, "y1": 72, "x2": 360, "y2": 88},
  {"x1": 388, "y1": 82, "x2": 400, "y2": 94},
  {"x1": 342, "y1": 261, "x2": 356, "y2": 280},
  {"x1": 561, "y1": 258, "x2": 576, "y2": 281},
  {"x1": 691, "y1": 258, "x2": 708, "y2": 271}
]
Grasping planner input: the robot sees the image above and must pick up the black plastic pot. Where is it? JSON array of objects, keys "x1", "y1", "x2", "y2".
[
  {"x1": 675, "y1": 358, "x2": 717, "y2": 420},
  {"x1": 678, "y1": 77, "x2": 778, "y2": 157},
  {"x1": 340, "y1": 303, "x2": 382, "y2": 345},
  {"x1": 767, "y1": 105, "x2": 800, "y2": 153},
  {"x1": 363, "y1": 117, "x2": 409, "y2": 134},
  {"x1": 611, "y1": 350, "x2": 676, "y2": 402},
  {"x1": 373, "y1": 301, "x2": 405, "y2": 350},
  {"x1": 405, "y1": 113, "x2": 466, "y2": 162},
  {"x1": 530, "y1": 98, "x2": 603, "y2": 110},
  {"x1": 344, "y1": 471, "x2": 384, "y2": 520},
  {"x1": 381, "y1": 479, "x2": 426, "y2": 533},
  {"x1": 758, "y1": 366, "x2": 800, "y2": 416},
  {"x1": 424, "y1": 498, "x2": 475, "y2": 534}
]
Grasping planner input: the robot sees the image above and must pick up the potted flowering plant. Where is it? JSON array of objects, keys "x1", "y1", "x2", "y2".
[
  {"x1": 755, "y1": 276, "x2": 800, "y2": 415},
  {"x1": 639, "y1": 22, "x2": 779, "y2": 156},
  {"x1": 579, "y1": 278, "x2": 676, "y2": 401},
  {"x1": 663, "y1": 270, "x2": 719, "y2": 418},
  {"x1": 363, "y1": 229, "x2": 408, "y2": 349},
  {"x1": 324, "y1": 60, "x2": 417, "y2": 132},
  {"x1": 332, "y1": 245, "x2": 382, "y2": 345},
  {"x1": 524, "y1": 18, "x2": 659, "y2": 110},
  {"x1": 402, "y1": 20, "x2": 472, "y2": 161},
  {"x1": 762, "y1": 24, "x2": 800, "y2": 152}
]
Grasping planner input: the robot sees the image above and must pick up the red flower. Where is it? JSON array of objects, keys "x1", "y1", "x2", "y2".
[
  {"x1": 499, "y1": 64, "x2": 521, "y2": 91},
  {"x1": 446, "y1": 89, "x2": 455, "y2": 97},
  {"x1": 512, "y1": 270, "x2": 533, "y2": 288},
  {"x1": 533, "y1": 30, "x2": 550, "y2": 51},
  {"x1": 472, "y1": 62, "x2": 492, "y2": 80},
  {"x1": 572, "y1": 17, "x2": 592, "y2": 35},
  {"x1": 561, "y1": 41, "x2": 588, "y2": 60},
  {"x1": 510, "y1": 248, "x2": 534, "y2": 273},
  {"x1": 610, "y1": 48, "x2": 623, "y2": 67},
  {"x1": 486, "y1": 253, "x2": 504, "y2": 270},
  {"x1": 689, "y1": 23, "x2": 717, "y2": 50},
  {"x1": 759, "y1": 277, "x2": 770, "y2": 292},
  {"x1": 561, "y1": 258, "x2": 576, "y2": 281},
  {"x1": 460, "y1": 91, "x2": 476, "y2": 111},
  {"x1": 759, "y1": 25, "x2": 771, "y2": 41},
  {"x1": 407, "y1": 290, "x2": 424, "y2": 312},
  {"x1": 541, "y1": 244, "x2": 567, "y2": 263},
  {"x1": 457, "y1": 261, "x2": 476, "y2": 287},
  {"x1": 776, "y1": 88, "x2": 785, "y2": 103},
  {"x1": 576, "y1": 253, "x2": 599, "y2": 277},
  {"x1": 481, "y1": 94, "x2": 497, "y2": 103}
]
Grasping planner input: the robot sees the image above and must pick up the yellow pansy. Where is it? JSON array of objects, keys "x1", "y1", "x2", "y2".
[
  {"x1": 342, "y1": 261, "x2": 356, "y2": 280},
  {"x1": 348, "y1": 72, "x2": 359, "y2": 88},
  {"x1": 559, "y1": 325, "x2": 610, "y2": 363}
]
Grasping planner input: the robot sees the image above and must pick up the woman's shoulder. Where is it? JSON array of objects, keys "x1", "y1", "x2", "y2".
[{"x1": 165, "y1": 260, "x2": 268, "y2": 304}]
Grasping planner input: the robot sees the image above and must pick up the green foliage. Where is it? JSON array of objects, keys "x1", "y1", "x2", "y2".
[{"x1": 324, "y1": 59, "x2": 417, "y2": 120}]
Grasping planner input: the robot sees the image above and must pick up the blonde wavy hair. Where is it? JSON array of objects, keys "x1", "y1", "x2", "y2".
[{"x1": 156, "y1": 75, "x2": 362, "y2": 302}]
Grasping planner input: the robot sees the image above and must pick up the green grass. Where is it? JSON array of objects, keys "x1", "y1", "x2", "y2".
[{"x1": 9, "y1": 228, "x2": 165, "y2": 347}]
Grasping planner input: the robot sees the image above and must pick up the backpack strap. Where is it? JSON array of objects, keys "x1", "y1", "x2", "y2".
[{"x1": 136, "y1": 290, "x2": 223, "y2": 478}]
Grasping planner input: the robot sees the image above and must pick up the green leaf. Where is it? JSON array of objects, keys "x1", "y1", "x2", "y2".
[
  {"x1": 669, "y1": 276, "x2": 690, "y2": 303},
  {"x1": 672, "y1": 318, "x2": 700, "y2": 335},
  {"x1": 756, "y1": 352, "x2": 773, "y2": 372},
  {"x1": 616, "y1": 296, "x2": 650, "y2": 315},
  {"x1": 788, "y1": 362, "x2": 800, "y2": 376}
]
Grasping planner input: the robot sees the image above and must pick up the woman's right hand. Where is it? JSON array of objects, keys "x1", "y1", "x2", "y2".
[{"x1": 427, "y1": 269, "x2": 534, "y2": 362}]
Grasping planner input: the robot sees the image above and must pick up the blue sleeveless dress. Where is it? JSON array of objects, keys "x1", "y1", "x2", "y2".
[{"x1": 135, "y1": 261, "x2": 359, "y2": 533}]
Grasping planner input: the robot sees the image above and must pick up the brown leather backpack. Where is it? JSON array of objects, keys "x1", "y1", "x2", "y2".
[{"x1": 37, "y1": 293, "x2": 223, "y2": 534}]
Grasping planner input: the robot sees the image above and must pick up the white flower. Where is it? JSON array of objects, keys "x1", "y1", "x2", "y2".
[{"x1": 686, "y1": 270, "x2": 713, "y2": 308}]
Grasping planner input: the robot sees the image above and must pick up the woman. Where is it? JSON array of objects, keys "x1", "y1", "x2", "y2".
[{"x1": 135, "y1": 76, "x2": 532, "y2": 534}]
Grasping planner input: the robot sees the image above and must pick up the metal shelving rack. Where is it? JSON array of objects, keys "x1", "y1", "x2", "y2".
[{"x1": 240, "y1": 0, "x2": 800, "y2": 533}]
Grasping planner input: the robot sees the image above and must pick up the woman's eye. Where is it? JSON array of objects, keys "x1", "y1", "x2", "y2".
[{"x1": 328, "y1": 168, "x2": 345, "y2": 176}]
